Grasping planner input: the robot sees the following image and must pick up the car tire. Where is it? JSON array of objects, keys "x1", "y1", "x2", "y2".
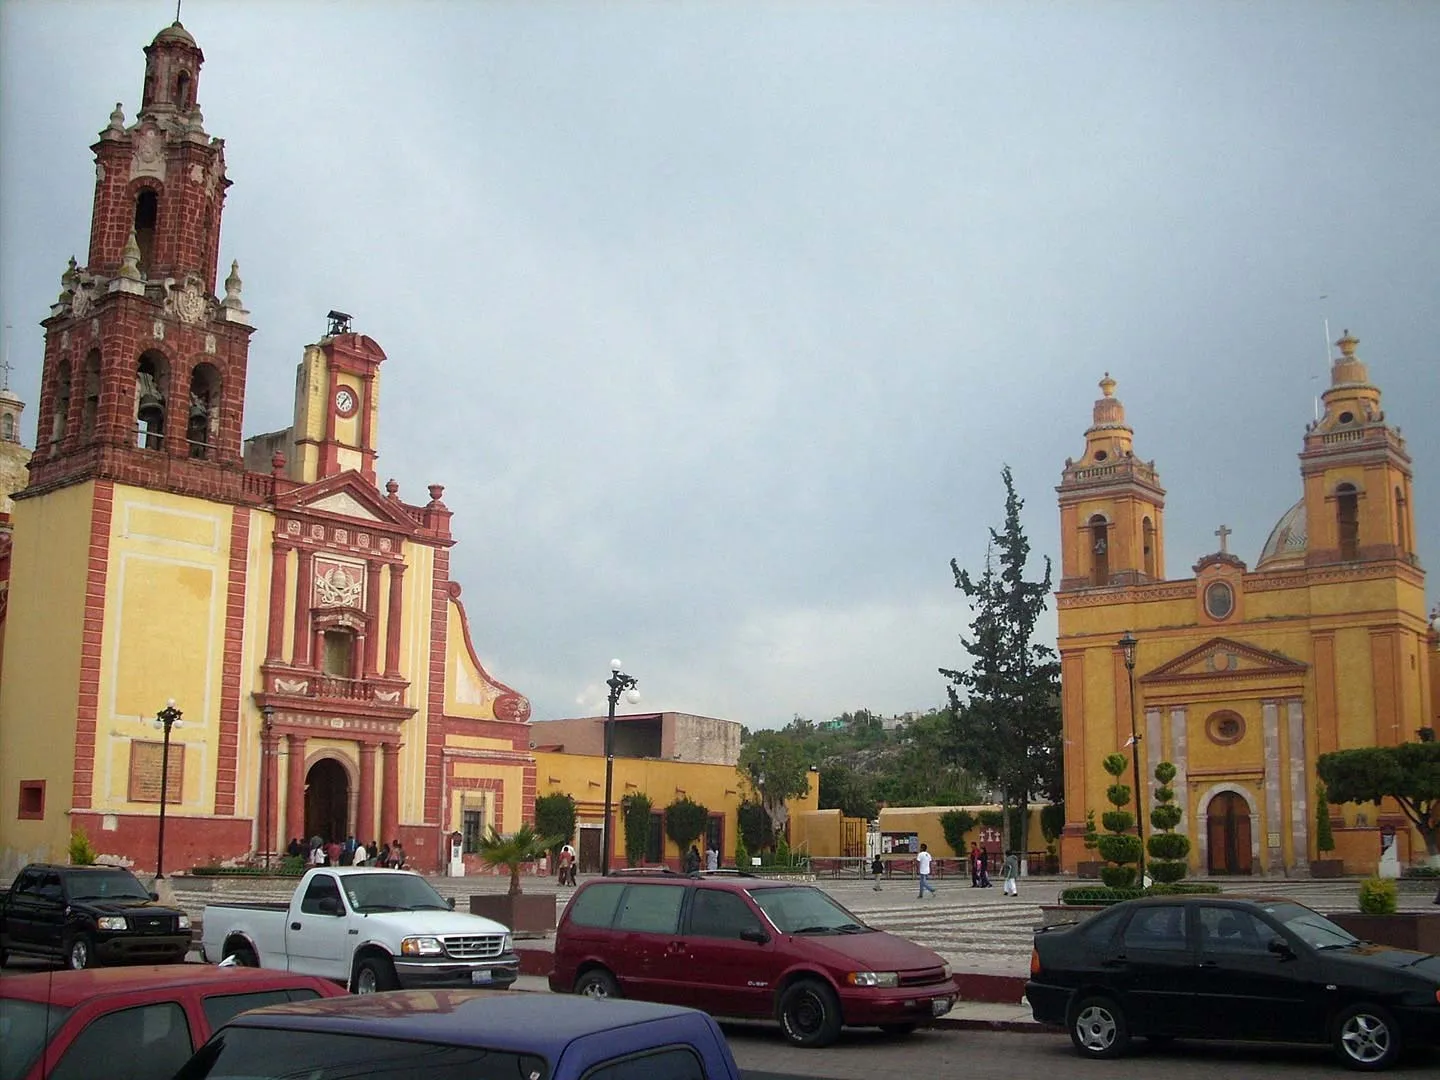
[
  {"x1": 778, "y1": 978, "x2": 843, "y2": 1049},
  {"x1": 65, "y1": 933, "x2": 94, "y2": 970},
  {"x1": 1069, "y1": 994, "x2": 1129, "y2": 1059},
  {"x1": 879, "y1": 1023, "x2": 917, "y2": 1036},
  {"x1": 1332, "y1": 1001, "x2": 1401, "y2": 1071},
  {"x1": 352, "y1": 955, "x2": 398, "y2": 995},
  {"x1": 225, "y1": 945, "x2": 259, "y2": 967},
  {"x1": 574, "y1": 969, "x2": 620, "y2": 999}
]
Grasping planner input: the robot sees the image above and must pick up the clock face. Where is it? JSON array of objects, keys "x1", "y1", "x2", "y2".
[{"x1": 334, "y1": 387, "x2": 357, "y2": 417}]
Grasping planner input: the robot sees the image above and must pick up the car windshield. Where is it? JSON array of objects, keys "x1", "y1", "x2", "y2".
[
  {"x1": 341, "y1": 873, "x2": 451, "y2": 913},
  {"x1": 1261, "y1": 901, "x2": 1360, "y2": 949},
  {"x1": 748, "y1": 886, "x2": 868, "y2": 934},
  {"x1": 174, "y1": 1027, "x2": 549, "y2": 1080},
  {"x1": 0, "y1": 998, "x2": 73, "y2": 1079},
  {"x1": 66, "y1": 869, "x2": 152, "y2": 900}
]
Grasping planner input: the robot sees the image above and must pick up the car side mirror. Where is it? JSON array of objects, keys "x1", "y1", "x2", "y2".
[
  {"x1": 317, "y1": 896, "x2": 341, "y2": 916},
  {"x1": 740, "y1": 928, "x2": 770, "y2": 945},
  {"x1": 1267, "y1": 937, "x2": 1294, "y2": 959},
  {"x1": 149, "y1": 891, "x2": 160, "y2": 902},
  {"x1": 447, "y1": 897, "x2": 456, "y2": 910}
]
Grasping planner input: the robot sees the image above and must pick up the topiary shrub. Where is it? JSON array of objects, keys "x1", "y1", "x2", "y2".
[
  {"x1": 663, "y1": 796, "x2": 711, "y2": 853},
  {"x1": 1147, "y1": 761, "x2": 1190, "y2": 884},
  {"x1": 1358, "y1": 876, "x2": 1398, "y2": 915},
  {"x1": 1315, "y1": 781, "x2": 1336, "y2": 855},
  {"x1": 69, "y1": 828, "x2": 98, "y2": 866},
  {"x1": 734, "y1": 836, "x2": 749, "y2": 869},
  {"x1": 1096, "y1": 752, "x2": 1139, "y2": 888},
  {"x1": 620, "y1": 792, "x2": 652, "y2": 866}
]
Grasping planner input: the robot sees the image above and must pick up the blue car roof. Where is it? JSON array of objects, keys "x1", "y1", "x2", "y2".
[{"x1": 227, "y1": 989, "x2": 710, "y2": 1056}]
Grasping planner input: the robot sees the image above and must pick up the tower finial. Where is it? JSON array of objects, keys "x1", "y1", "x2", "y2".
[
  {"x1": 1099, "y1": 372, "x2": 1117, "y2": 398},
  {"x1": 1336, "y1": 329, "x2": 1359, "y2": 358}
]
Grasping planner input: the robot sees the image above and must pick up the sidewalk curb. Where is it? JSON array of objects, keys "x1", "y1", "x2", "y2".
[{"x1": 934, "y1": 1016, "x2": 1050, "y2": 1034}]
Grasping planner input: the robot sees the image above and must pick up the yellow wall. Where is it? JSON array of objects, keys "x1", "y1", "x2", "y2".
[
  {"x1": 0, "y1": 482, "x2": 95, "y2": 870},
  {"x1": 878, "y1": 805, "x2": 1042, "y2": 858}
]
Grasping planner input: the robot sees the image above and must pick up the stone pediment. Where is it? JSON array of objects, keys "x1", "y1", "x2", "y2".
[
  {"x1": 307, "y1": 490, "x2": 382, "y2": 522},
  {"x1": 278, "y1": 470, "x2": 420, "y2": 531},
  {"x1": 1139, "y1": 637, "x2": 1307, "y2": 684}
]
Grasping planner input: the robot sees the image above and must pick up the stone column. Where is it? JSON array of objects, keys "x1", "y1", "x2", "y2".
[
  {"x1": 380, "y1": 742, "x2": 400, "y2": 846},
  {"x1": 357, "y1": 742, "x2": 377, "y2": 844},
  {"x1": 1262, "y1": 699, "x2": 1284, "y2": 874},
  {"x1": 1287, "y1": 698, "x2": 1309, "y2": 871},
  {"x1": 384, "y1": 563, "x2": 406, "y2": 677},
  {"x1": 291, "y1": 548, "x2": 314, "y2": 668},
  {"x1": 261, "y1": 728, "x2": 281, "y2": 856},
  {"x1": 266, "y1": 544, "x2": 288, "y2": 662},
  {"x1": 286, "y1": 732, "x2": 308, "y2": 844},
  {"x1": 364, "y1": 561, "x2": 383, "y2": 676}
]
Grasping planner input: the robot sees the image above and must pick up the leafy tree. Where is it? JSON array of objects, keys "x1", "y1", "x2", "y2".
[
  {"x1": 1315, "y1": 781, "x2": 1336, "y2": 856},
  {"x1": 477, "y1": 823, "x2": 561, "y2": 896},
  {"x1": 1319, "y1": 743, "x2": 1440, "y2": 863},
  {"x1": 664, "y1": 797, "x2": 710, "y2": 851},
  {"x1": 734, "y1": 835, "x2": 749, "y2": 870},
  {"x1": 620, "y1": 792, "x2": 653, "y2": 866},
  {"x1": 1097, "y1": 753, "x2": 1141, "y2": 887},
  {"x1": 940, "y1": 466, "x2": 1062, "y2": 853},
  {"x1": 737, "y1": 799, "x2": 772, "y2": 853},
  {"x1": 1040, "y1": 803, "x2": 1066, "y2": 847},
  {"x1": 737, "y1": 731, "x2": 811, "y2": 836},
  {"x1": 533, "y1": 793, "x2": 577, "y2": 858},
  {"x1": 818, "y1": 763, "x2": 878, "y2": 820},
  {"x1": 939, "y1": 809, "x2": 976, "y2": 855},
  {"x1": 69, "y1": 828, "x2": 97, "y2": 866},
  {"x1": 1146, "y1": 761, "x2": 1189, "y2": 883}
]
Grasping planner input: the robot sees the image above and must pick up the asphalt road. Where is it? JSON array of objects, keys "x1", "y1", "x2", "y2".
[{"x1": 721, "y1": 1021, "x2": 1439, "y2": 1079}]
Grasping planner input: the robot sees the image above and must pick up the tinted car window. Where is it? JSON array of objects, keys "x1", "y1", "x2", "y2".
[
  {"x1": 48, "y1": 1002, "x2": 193, "y2": 1080},
  {"x1": 1121, "y1": 905, "x2": 1188, "y2": 952},
  {"x1": 749, "y1": 886, "x2": 861, "y2": 934},
  {"x1": 40, "y1": 872, "x2": 64, "y2": 901},
  {"x1": 13, "y1": 869, "x2": 41, "y2": 894},
  {"x1": 1260, "y1": 901, "x2": 1358, "y2": 949},
  {"x1": 584, "y1": 1046, "x2": 705, "y2": 1080},
  {"x1": 63, "y1": 869, "x2": 150, "y2": 900},
  {"x1": 175, "y1": 1027, "x2": 549, "y2": 1080},
  {"x1": 0, "y1": 999, "x2": 72, "y2": 1080},
  {"x1": 688, "y1": 889, "x2": 762, "y2": 940},
  {"x1": 201, "y1": 988, "x2": 322, "y2": 1030},
  {"x1": 570, "y1": 883, "x2": 626, "y2": 928},
  {"x1": 1198, "y1": 907, "x2": 1274, "y2": 954},
  {"x1": 1079, "y1": 907, "x2": 1124, "y2": 945},
  {"x1": 300, "y1": 875, "x2": 343, "y2": 915},
  {"x1": 615, "y1": 884, "x2": 684, "y2": 934}
]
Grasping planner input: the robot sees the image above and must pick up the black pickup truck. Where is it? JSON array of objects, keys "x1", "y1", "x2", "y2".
[{"x1": 0, "y1": 863, "x2": 191, "y2": 969}]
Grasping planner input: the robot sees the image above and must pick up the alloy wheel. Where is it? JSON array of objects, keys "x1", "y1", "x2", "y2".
[
  {"x1": 1340, "y1": 1011, "x2": 1392, "y2": 1065},
  {"x1": 1075, "y1": 1004, "x2": 1117, "y2": 1053}
]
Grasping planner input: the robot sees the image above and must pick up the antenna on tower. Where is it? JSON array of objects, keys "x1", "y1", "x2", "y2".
[
  {"x1": 176, "y1": 0, "x2": 183, "y2": 24},
  {"x1": 1312, "y1": 299, "x2": 1332, "y2": 422},
  {"x1": 1, "y1": 323, "x2": 12, "y2": 392}
]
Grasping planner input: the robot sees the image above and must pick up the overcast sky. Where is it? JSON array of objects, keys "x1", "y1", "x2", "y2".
[{"x1": 2, "y1": 1, "x2": 1436, "y2": 728}]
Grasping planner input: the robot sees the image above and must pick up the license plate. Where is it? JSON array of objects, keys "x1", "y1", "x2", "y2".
[
  {"x1": 931, "y1": 997, "x2": 953, "y2": 1017},
  {"x1": 470, "y1": 970, "x2": 492, "y2": 985}
]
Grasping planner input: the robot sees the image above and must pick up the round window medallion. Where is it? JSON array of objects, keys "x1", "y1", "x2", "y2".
[
  {"x1": 1207, "y1": 711, "x2": 1245, "y2": 745},
  {"x1": 1094, "y1": 450, "x2": 1108, "y2": 461},
  {"x1": 1204, "y1": 580, "x2": 1234, "y2": 620},
  {"x1": 1338, "y1": 410, "x2": 1354, "y2": 424}
]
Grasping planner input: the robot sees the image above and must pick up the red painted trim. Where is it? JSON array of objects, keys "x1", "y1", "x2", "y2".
[
  {"x1": 214, "y1": 506, "x2": 250, "y2": 815},
  {"x1": 73, "y1": 479, "x2": 114, "y2": 810},
  {"x1": 425, "y1": 547, "x2": 449, "y2": 828},
  {"x1": 69, "y1": 811, "x2": 253, "y2": 876},
  {"x1": 266, "y1": 541, "x2": 288, "y2": 661},
  {"x1": 447, "y1": 585, "x2": 530, "y2": 734}
]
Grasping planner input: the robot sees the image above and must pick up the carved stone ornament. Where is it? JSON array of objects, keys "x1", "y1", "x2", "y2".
[
  {"x1": 70, "y1": 285, "x2": 93, "y2": 319},
  {"x1": 60, "y1": 330, "x2": 70, "y2": 349},
  {"x1": 96, "y1": 162, "x2": 107, "y2": 182},
  {"x1": 130, "y1": 129, "x2": 166, "y2": 181},
  {"x1": 206, "y1": 157, "x2": 225, "y2": 197},
  {"x1": 189, "y1": 163, "x2": 205, "y2": 184},
  {"x1": 204, "y1": 333, "x2": 216, "y2": 355},
  {"x1": 285, "y1": 519, "x2": 302, "y2": 536},
  {"x1": 373, "y1": 689, "x2": 401, "y2": 704},
  {"x1": 314, "y1": 565, "x2": 363, "y2": 608},
  {"x1": 153, "y1": 320, "x2": 165, "y2": 340},
  {"x1": 274, "y1": 677, "x2": 310, "y2": 694},
  {"x1": 165, "y1": 278, "x2": 213, "y2": 326},
  {"x1": 90, "y1": 319, "x2": 100, "y2": 339}
]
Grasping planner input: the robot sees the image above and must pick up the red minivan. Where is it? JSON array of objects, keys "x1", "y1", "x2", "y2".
[{"x1": 549, "y1": 870, "x2": 958, "y2": 1047}]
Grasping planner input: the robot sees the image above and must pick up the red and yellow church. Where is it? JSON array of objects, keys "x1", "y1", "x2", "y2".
[
  {"x1": 0, "y1": 23, "x2": 534, "y2": 877},
  {"x1": 1056, "y1": 357, "x2": 1437, "y2": 876}
]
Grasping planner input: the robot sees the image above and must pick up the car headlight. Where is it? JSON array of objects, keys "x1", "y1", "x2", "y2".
[
  {"x1": 400, "y1": 936, "x2": 445, "y2": 957},
  {"x1": 500, "y1": 933, "x2": 512, "y2": 954},
  {"x1": 177, "y1": 913, "x2": 191, "y2": 930},
  {"x1": 846, "y1": 971, "x2": 899, "y2": 988},
  {"x1": 941, "y1": 962, "x2": 952, "y2": 979},
  {"x1": 97, "y1": 916, "x2": 128, "y2": 931}
]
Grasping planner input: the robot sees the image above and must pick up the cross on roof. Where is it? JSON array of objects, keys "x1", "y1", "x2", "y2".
[{"x1": 1215, "y1": 524, "x2": 1232, "y2": 554}]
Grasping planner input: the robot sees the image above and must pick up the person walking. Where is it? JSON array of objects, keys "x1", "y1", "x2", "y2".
[
  {"x1": 705, "y1": 843, "x2": 719, "y2": 872},
  {"x1": 871, "y1": 853, "x2": 885, "y2": 891},
  {"x1": 353, "y1": 840, "x2": 368, "y2": 867},
  {"x1": 977, "y1": 843, "x2": 992, "y2": 888},
  {"x1": 916, "y1": 843, "x2": 936, "y2": 898},
  {"x1": 684, "y1": 844, "x2": 701, "y2": 874},
  {"x1": 969, "y1": 842, "x2": 981, "y2": 887},
  {"x1": 1001, "y1": 850, "x2": 1020, "y2": 896},
  {"x1": 558, "y1": 843, "x2": 577, "y2": 886}
]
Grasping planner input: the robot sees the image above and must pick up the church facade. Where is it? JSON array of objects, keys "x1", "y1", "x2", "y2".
[
  {"x1": 1056, "y1": 350, "x2": 1437, "y2": 876},
  {"x1": 0, "y1": 23, "x2": 534, "y2": 878}
]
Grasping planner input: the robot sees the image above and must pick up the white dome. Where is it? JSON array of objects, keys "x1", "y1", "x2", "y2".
[{"x1": 1257, "y1": 499, "x2": 1307, "y2": 569}]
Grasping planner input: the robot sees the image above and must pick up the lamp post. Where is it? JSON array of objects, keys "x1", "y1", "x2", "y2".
[
  {"x1": 154, "y1": 699, "x2": 184, "y2": 880},
  {"x1": 261, "y1": 705, "x2": 275, "y2": 869},
  {"x1": 1117, "y1": 632, "x2": 1145, "y2": 887},
  {"x1": 600, "y1": 659, "x2": 640, "y2": 877}
]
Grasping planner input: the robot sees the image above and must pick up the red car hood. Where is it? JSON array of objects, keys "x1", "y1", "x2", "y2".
[{"x1": 793, "y1": 929, "x2": 945, "y2": 972}]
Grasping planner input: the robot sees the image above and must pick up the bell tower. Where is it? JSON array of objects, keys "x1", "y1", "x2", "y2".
[
  {"x1": 26, "y1": 21, "x2": 254, "y2": 499},
  {"x1": 1299, "y1": 331, "x2": 1416, "y2": 565},
  {"x1": 1056, "y1": 374, "x2": 1167, "y2": 589}
]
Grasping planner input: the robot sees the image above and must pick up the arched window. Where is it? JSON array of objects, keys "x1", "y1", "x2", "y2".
[
  {"x1": 187, "y1": 362, "x2": 221, "y2": 459},
  {"x1": 174, "y1": 71, "x2": 191, "y2": 111},
  {"x1": 1142, "y1": 516, "x2": 1156, "y2": 578},
  {"x1": 51, "y1": 363, "x2": 72, "y2": 448},
  {"x1": 80, "y1": 350, "x2": 101, "y2": 440},
  {"x1": 1, "y1": 413, "x2": 14, "y2": 442},
  {"x1": 1336, "y1": 483, "x2": 1359, "y2": 560},
  {"x1": 134, "y1": 190, "x2": 158, "y2": 273},
  {"x1": 1089, "y1": 514, "x2": 1110, "y2": 586},
  {"x1": 1396, "y1": 487, "x2": 1410, "y2": 554},
  {"x1": 136, "y1": 352, "x2": 167, "y2": 450}
]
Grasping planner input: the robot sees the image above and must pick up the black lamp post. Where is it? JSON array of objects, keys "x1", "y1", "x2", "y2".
[
  {"x1": 261, "y1": 705, "x2": 275, "y2": 870},
  {"x1": 154, "y1": 699, "x2": 184, "y2": 880},
  {"x1": 600, "y1": 659, "x2": 639, "y2": 876},
  {"x1": 1117, "y1": 632, "x2": 1145, "y2": 887}
]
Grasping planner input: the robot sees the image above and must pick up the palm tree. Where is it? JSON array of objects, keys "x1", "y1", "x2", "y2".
[{"x1": 477, "y1": 823, "x2": 560, "y2": 896}]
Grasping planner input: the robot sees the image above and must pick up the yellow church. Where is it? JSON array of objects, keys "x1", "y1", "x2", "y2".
[
  {"x1": 1056, "y1": 347, "x2": 1437, "y2": 876},
  {"x1": 0, "y1": 23, "x2": 536, "y2": 878}
]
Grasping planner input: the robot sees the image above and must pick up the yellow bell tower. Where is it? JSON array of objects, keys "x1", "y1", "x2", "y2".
[
  {"x1": 1299, "y1": 331, "x2": 1416, "y2": 566},
  {"x1": 1056, "y1": 374, "x2": 1167, "y2": 588}
]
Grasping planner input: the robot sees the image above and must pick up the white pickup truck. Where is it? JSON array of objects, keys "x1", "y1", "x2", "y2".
[{"x1": 200, "y1": 867, "x2": 519, "y2": 994}]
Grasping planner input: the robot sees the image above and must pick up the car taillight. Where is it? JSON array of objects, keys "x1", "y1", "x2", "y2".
[{"x1": 1030, "y1": 947, "x2": 1041, "y2": 978}]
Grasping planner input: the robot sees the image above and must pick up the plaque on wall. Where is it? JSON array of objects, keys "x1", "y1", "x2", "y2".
[{"x1": 128, "y1": 740, "x2": 185, "y2": 804}]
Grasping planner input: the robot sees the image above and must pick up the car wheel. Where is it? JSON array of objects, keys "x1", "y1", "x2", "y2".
[
  {"x1": 778, "y1": 978, "x2": 843, "y2": 1048},
  {"x1": 65, "y1": 933, "x2": 94, "y2": 970},
  {"x1": 1332, "y1": 1001, "x2": 1401, "y2": 1071},
  {"x1": 879, "y1": 1023, "x2": 917, "y2": 1036},
  {"x1": 352, "y1": 956, "x2": 398, "y2": 995},
  {"x1": 224, "y1": 945, "x2": 258, "y2": 967},
  {"x1": 574, "y1": 969, "x2": 620, "y2": 999},
  {"x1": 1069, "y1": 995, "x2": 1129, "y2": 1059}
]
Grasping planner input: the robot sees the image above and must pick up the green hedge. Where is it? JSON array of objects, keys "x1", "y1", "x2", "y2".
[
  {"x1": 190, "y1": 862, "x2": 306, "y2": 878},
  {"x1": 1403, "y1": 865, "x2": 1439, "y2": 879},
  {"x1": 1060, "y1": 881, "x2": 1221, "y2": 906}
]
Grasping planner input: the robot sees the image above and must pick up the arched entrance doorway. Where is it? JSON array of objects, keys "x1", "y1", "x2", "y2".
[
  {"x1": 305, "y1": 759, "x2": 350, "y2": 844},
  {"x1": 1206, "y1": 791, "x2": 1253, "y2": 874}
]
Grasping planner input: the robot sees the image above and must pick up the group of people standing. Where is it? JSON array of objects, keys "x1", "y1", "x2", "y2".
[
  {"x1": 683, "y1": 844, "x2": 720, "y2": 874},
  {"x1": 287, "y1": 835, "x2": 406, "y2": 870}
]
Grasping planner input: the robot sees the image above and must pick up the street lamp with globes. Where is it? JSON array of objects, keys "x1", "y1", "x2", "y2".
[
  {"x1": 601, "y1": 660, "x2": 640, "y2": 876},
  {"x1": 1117, "y1": 632, "x2": 1145, "y2": 887},
  {"x1": 153, "y1": 699, "x2": 184, "y2": 879},
  {"x1": 261, "y1": 705, "x2": 275, "y2": 869}
]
